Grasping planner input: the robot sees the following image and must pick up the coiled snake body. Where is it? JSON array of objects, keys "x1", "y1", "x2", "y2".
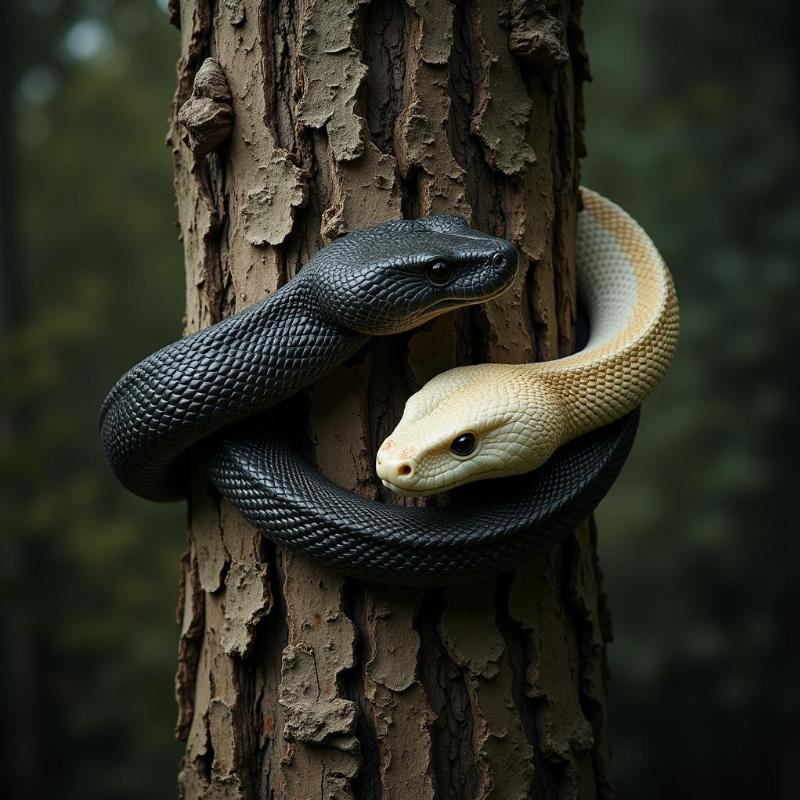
[{"x1": 101, "y1": 190, "x2": 676, "y2": 584}]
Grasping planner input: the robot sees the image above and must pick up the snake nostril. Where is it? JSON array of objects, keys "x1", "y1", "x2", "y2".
[{"x1": 397, "y1": 463, "x2": 413, "y2": 478}]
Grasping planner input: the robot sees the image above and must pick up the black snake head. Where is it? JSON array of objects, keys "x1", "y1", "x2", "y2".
[{"x1": 309, "y1": 215, "x2": 519, "y2": 335}]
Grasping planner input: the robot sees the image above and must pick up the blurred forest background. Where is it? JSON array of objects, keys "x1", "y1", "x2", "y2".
[{"x1": 1, "y1": 1, "x2": 797, "y2": 798}]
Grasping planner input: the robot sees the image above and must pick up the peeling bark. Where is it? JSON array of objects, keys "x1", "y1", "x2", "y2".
[{"x1": 169, "y1": 0, "x2": 614, "y2": 797}]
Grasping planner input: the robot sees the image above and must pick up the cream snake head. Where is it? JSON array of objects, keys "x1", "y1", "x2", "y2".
[
  {"x1": 376, "y1": 188, "x2": 680, "y2": 496},
  {"x1": 377, "y1": 368, "x2": 569, "y2": 496}
]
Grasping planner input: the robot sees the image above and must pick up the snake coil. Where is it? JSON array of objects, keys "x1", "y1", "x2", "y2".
[{"x1": 100, "y1": 193, "x2": 663, "y2": 585}]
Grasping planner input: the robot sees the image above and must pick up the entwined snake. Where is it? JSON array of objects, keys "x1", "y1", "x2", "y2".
[{"x1": 100, "y1": 190, "x2": 678, "y2": 584}]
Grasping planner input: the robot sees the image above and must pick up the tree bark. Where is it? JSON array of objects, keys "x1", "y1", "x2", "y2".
[{"x1": 167, "y1": 1, "x2": 614, "y2": 798}]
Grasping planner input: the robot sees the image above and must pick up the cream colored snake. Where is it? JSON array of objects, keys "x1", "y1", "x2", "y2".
[{"x1": 377, "y1": 188, "x2": 680, "y2": 496}]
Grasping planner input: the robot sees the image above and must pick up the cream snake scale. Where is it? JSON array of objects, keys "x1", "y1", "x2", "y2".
[{"x1": 377, "y1": 188, "x2": 679, "y2": 496}]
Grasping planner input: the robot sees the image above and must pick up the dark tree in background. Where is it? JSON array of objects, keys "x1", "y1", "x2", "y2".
[
  {"x1": 2, "y1": 3, "x2": 185, "y2": 798},
  {"x1": 1, "y1": 1, "x2": 36, "y2": 795},
  {"x1": 583, "y1": 3, "x2": 800, "y2": 798}
]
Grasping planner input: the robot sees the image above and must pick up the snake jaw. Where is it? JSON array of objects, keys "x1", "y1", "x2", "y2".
[
  {"x1": 413, "y1": 276, "x2": 520, "y2": 324},
  {"x1": 379, "y1": 479, "x2": 437, "y2": 498}
]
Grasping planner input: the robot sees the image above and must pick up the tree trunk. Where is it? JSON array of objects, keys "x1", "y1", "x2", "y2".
[{"x1": 168, "y1": 1, "x2": 613, "y2": 797}]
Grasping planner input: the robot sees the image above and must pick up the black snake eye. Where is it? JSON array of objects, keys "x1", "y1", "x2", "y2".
[
  {"x1": 492, "y1": 252, "x2": 506, "y2": 267},
  {"x1": 450, "y1": 432, "x2": 477, "y2": 457},
  {"x1": 426, "y1": 261, "x2": 452, "y2": 286}
]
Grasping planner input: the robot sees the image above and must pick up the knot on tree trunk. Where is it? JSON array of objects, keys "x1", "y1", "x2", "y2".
[
  {"x1": 506, "y1": 0, "x2": 570, "y2": 69},
  {"x1": 178, "y1": 59, "x2": 234, "y2": 158}
]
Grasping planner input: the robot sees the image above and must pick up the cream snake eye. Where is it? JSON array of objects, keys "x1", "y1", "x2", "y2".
[
  {"x1": 426, "y1": 261, "x2": 452, "y2": 286},
  {"x1": 450, "y1": 432, "x2": 477, "y2": 457}
]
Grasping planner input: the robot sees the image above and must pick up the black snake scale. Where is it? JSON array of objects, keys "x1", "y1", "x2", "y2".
[{"x1": 100, "y1": 213, "x2": 636, "y2": 584}]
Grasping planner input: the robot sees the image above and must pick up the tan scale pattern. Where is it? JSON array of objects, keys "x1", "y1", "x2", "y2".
[{"x1": 376, "y1": 189, "x2": 680, "y2": 496}]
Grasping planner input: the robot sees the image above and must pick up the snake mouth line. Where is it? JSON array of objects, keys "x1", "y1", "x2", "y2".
[
  {"x1": 380, "y1": 478, "x2": 433, "y2": 497},
  {"x1": 419, "y1": 280, "x2": 516, "y2": 321},
  {"x1": 379, "y1": 476, "x2": 483, "y2": 498},
  {"x1": 380, "y1": 458, "x2": 530, "y2": 498}
]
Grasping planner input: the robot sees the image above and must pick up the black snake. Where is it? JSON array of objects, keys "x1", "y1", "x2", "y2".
[{"x1": 100, "y1": 210, "x2": 641, "y2": 584}]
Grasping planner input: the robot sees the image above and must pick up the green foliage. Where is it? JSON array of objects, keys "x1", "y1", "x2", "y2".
[
  {"x1": 585, "y1": 1, "x2": 800, "y2": 797},
  {"x1": 3, "y1": 2, "x2": 184, "y2": 799}
]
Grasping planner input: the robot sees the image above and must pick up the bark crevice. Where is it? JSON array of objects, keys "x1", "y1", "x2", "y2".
[
  {"x1": 495, "y1": 573, "x2": 562, "y2": 799},
  {"x1": 340, "y1": 580, "x2": 384, "y2": 800},
  {"x1": 360, "y1": 0, "x2": 409, "y2": 158},
  {"x1": 447, "y1": 0, "x2": 504, "y2": 230},
  {"x1": 415, "y1": 589, "x2": 478, "y2": 800},
  {"x1": 263, "y1": 0, "x2": 301, "y2": 154}
]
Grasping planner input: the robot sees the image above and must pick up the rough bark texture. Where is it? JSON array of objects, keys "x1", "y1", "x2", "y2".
[{"x1": 167, "y1": 1, "x2": 614, "y2": 798}]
